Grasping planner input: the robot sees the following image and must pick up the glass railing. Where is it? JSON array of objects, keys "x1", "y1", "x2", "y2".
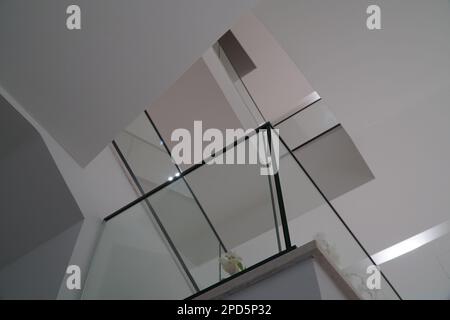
[
  {"x1": 213, "y1": 40, "x2": 401, "y2": 299},
  {"x1": 82, "y1": 125, "x2": 289, "y2": 299},
  {"x1": 83, "y1": 121, "x2": 401, "y2": 299},
  {"x1": 271, "y1": 126, "x2": 400, "y2": 299}
]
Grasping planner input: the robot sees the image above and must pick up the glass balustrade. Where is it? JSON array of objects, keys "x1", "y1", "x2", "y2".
[
  {"x1": 82, "y1": 126, "x2": 287, "y2": 299},
  {"x1": 271, "y1": 127, "x2": 400, "y2": 299},
  {"x1": 82, "y1": 39, "x2": 401, "y2": 299},
  {"x1": 83, "y1": 123, "x2": 401, "y2": 299}
]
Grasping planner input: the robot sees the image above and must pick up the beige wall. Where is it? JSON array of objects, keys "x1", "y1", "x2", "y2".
[{"x1": 147, "y1": 59, "x2": 243, "y2": 161}]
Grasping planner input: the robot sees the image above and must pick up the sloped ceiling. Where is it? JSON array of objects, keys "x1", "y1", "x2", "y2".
[{"x1": 0, "y1": 0, "x2": 257, "y2": 166}]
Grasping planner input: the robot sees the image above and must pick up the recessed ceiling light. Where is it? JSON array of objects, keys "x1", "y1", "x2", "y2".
[{"x1": 371, "y1": 220, "x2": 450, "y2": 265}]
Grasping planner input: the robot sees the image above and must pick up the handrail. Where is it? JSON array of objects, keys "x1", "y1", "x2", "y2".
[
  {"x1": 104, "y1": 121, "x2": 271, "y2": 222},
  {"x1": 291, "y1": 123, "x2": 341, "y2": 153},
  {"x1": 272, "y1": 91, "x2": 322, "y2": 127}
]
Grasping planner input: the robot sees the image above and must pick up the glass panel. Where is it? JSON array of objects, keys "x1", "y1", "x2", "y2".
[
  {"x1": 273, "y1": 128, "x2": 400, "y2": 300},
  {"x1": 184, "y1": 136, "x2": 283, "y2": 285},
  {"x1": 115, "y1": 113, "x2": 179, "y2": 192},
  {"x1": 83, "y1": 130, "x2": 283, "y2": 297},
  {"x1": 81, "y1": 200, "x2": 194, "y2": 299},
  {"x1": 145, "y1": 177, "x2": 225, "y2": 290},
  {"x1": 274, "y1": 100, "x2": 338, "y2": 150}
]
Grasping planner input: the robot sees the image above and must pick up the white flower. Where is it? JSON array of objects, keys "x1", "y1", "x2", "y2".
[{"x1": 219, "y1": 252, "x2": 244, "y2": 275}]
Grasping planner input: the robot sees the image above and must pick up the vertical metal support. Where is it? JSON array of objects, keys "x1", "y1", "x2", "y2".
[
  {"x1": 266, "y1": 125, "x2": 292, "y2": 249},
  {"x1": 267, "y1": 168, "x2": 282, "y2": 252}
]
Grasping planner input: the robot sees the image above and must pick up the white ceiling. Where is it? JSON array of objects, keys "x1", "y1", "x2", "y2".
[
  {"x1": 255, "y1": 0, "x2": 450, "y2": 299},
  {"x1": 0, "y1": 0, "x2": 257, "y2": 166}
]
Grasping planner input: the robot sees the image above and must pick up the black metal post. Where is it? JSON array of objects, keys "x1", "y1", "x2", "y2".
[{"x1": 266, "y1": 125, "x2": 292, "y2": 249}]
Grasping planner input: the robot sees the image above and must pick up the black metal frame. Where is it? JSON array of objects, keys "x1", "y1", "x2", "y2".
[
  {"x1": 105, "y1": 123, "x2": 289, "y2": 237},
  {"x1": 106, "y1": 118, "x2": 401, "y2": 299},
  {"x1": 272, "y1": 97, "x2": 322, "y2": 128},
  {"x1": 266, "y1": 127, "x2": 292, "y2": 249},
  {"x1": 267, "y1": 174, "x2": 282, "y2": 252},
  {"x1": 106, "y1": 121, "x2": 293, "y2": 294},
  {"x1": 105, "y1": 37, "x2": 401, "y2": 299},
  {"x1": 290, "y1": 123, "x2": 341, "y2": 153},
  {"x1": 106, "y1": 123, "x2": 261, "y2": 218}
]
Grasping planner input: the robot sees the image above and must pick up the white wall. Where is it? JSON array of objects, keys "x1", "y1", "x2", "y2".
[
  {"x1": 254, "y1": 0, "x2": 450, "y2": 298},
  {"x1": 225, "y1": 258, "x2": 349, "y2": 300},
  {"x1": 0, "y1": 222, "x2": 82, "y2": 299},
  {"x1": 0, "y1": 87, "x2": 137, "y2": 221},
  {"x1": 227, "y1": 258, "x2": 323, "y2": 300},
  {"x1": 57, "y1": 217, "x2": 103, "y2": 300}
]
